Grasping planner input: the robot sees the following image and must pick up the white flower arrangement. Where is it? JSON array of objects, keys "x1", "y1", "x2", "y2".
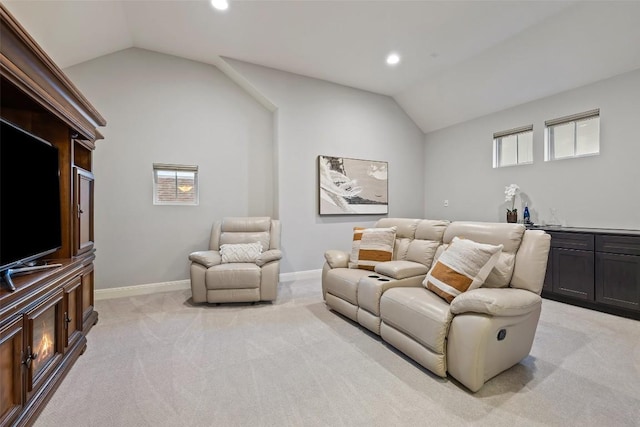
[{"x1": 504, "y1": 184, "x2": 519, "y2": 213}]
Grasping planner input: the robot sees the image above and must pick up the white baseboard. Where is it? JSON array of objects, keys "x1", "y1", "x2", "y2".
[
  {"x1": 95, "y1": 279, "x2": 191, "y2": 301},
  {"x1": 95, "y1": 270, "x2": 322, "y2": 300},
  {"x1": 279, "y1": 269, "x2": 322, "y2": 282}
]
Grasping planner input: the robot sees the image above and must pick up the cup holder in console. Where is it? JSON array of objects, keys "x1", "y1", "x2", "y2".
[{"x1": 368, "y1": 275, "x2": 380, "y2": 278}]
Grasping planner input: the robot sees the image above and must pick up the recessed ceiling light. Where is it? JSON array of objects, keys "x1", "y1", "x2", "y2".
[
  {"x1": 386, "y1": 53, "x2": 400, "y2": 66},
  {"x1": 211, "y1": 0, "x2": 229, "y2": 11}
]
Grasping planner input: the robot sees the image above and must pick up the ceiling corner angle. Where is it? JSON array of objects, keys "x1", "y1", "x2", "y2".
[{"x1": 214, "y1": 56, "x2": 277, "y2": 113}]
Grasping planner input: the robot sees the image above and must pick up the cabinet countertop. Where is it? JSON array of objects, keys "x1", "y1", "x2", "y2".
[{"x1": 531, "y1": 225, "x2": 640, "y2": 237}]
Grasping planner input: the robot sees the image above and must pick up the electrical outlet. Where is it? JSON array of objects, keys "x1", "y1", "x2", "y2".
[{"x1": 444, "y1": 200, "x2": 449, "y2": 207}]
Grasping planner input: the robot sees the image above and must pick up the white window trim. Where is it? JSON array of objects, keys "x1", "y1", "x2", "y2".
[
  {"x1": 544, "y1": 109, "x2": 600, "y2": 161},
  {"x1": 492, "y1": 125, "x2": 533, "y2": 168},
  {"x1": 152, "y1": 163, "x2": 199, "y2": 206}
]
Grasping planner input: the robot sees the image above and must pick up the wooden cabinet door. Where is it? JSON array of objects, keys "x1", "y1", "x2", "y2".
[
  {"x1": 552, "y1": 248, "x2": 595, "y2": 300},
  {"x1": 24, "y1": 290, "x2": 64, "y2": 400},
  {"x1": 80, "y1": 264, "x2": 98, "y2": 333},
  {"x1": 74, "y1": 167, "x2": 94, "y2": 256},
  {"x1": 63, "y1": 276, "x2": 83, "y2": 350},
  {"x1": 596, "y1": 252, "x2": 640, "y2": 312},
  {"x1": 0, "y1": 317, "x2": 24, "y2": 427}
]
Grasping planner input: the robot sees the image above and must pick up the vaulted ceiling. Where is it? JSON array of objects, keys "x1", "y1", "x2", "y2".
[{"x1": 5, "y1": 1, "x2": 640, "y2": 133}]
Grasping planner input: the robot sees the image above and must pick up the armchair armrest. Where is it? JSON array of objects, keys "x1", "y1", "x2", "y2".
[
  {"x1": 324, "y1": 250, "x2": 350, "y2": 269},
  {"x1": 450, "y1": 288, "x2": 541, "y2": 317},
  {"x1": 256, "y1": 249, "x2": 282, "y2": 267},
  {"x1": 189, "y1": 250, "x2": 221, "y2": 268},
  {"x1": 374, "y1": 260, "x2": 429, "y2": 280}
]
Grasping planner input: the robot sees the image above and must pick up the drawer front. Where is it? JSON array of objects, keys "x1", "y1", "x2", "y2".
[
  {"x1": 596, "y1": 235, "x2": 640, "y2": 256},
  {"x1": 549, "y1": 232, "x2": 594, "y2": 251}
]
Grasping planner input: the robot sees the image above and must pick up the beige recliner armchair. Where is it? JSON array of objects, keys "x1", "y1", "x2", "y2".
[{"x1": 189, "y1": 217, "x2": 282, "y2": 303}]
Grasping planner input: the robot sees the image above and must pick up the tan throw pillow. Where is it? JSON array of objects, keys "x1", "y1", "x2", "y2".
[
  {"x1": 424, "y1": 237, "x2": 503, "y2": 303},
  {"x1": 219, "y1": 242, "x2": 263, "y2": 263},
  {"x1": 348, "y1": 227, "x2": 366, "y2": 268},
  {"x1": 355, "y1": 226, "x2": 397, "y2": 271}
]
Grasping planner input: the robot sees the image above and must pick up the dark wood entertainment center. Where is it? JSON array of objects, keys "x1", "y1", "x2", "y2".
[{"x1": 1, "y1": 5, "x2": 106, "y2": 426}]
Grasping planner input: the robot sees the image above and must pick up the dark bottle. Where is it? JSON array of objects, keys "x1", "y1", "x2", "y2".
[{"x1": 523, "y1": 204, "x2": 531, "y2": 224}]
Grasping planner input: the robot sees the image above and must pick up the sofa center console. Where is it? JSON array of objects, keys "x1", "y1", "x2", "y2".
[{"x1": 357, "y1": 274, "x2": 395, "y2": 314}]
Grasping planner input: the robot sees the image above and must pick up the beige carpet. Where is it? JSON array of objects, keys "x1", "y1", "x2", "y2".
[{"x1": 33, "y1": 278, "x2": 640, "y2": 426}]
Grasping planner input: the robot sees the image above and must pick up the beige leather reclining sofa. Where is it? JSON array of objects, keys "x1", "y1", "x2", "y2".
[{"x1": 322, "y1": 218, "x2": 550, "y2": 392}]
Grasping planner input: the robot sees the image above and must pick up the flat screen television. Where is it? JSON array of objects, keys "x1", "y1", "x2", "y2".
[{"x1": 1, "y1": 118, "x2": 62, "y2": 272}]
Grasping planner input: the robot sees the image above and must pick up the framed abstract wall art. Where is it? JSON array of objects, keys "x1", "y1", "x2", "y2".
[{"x1": 318, "y1": 155, "x2": 388, "y2": 215}]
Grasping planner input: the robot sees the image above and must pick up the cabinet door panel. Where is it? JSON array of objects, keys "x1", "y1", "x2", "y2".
[
  {"x1": 74, "y1": 167, "x2": 94, "y2": 256},
  {"x1": 596, "y1": 253, "x2": 640, "y2": 312},
  {"x1": 63, "y1": 276, "x2": 83, "y2": 350},
  {"x1": 552, "y1": 248, "x2": 594, "y2": 300},
  {"x1": 25, "y1": 290, "x2": 64, "y2": 399},
  {"x1": 0, "y1": 317, "x2": 24, "y2": 426},
  {"x1": 80, "y1": 264, "x2": 96, "y2": 332},
  {"x1": 543, "y1": 252, "x2": 553, "y2": 293}
]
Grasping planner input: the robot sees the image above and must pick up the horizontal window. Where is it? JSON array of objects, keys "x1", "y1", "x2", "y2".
[
  {"x1": 545, "y1": 109, "x2": 600, "y2": 161},
  {"x1": 493, "y1": 125, "x2": 533, "y2": 168},
  {"x1": 153, "y1": 163, "x2": 198, "y2": 205}
]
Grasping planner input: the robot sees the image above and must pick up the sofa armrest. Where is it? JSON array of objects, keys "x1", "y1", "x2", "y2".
[
  {"x1": 510, "y1": 230, "x2": 551, "y2": 294},
  {"x1": 450, "y1": 288, "x2": 541, "y2": 317},
  {"x1": 374, "y1": 260, "x2": 429, "y2": 280},
  {"x1": 256, "y1": 249, "x2": 282, "y2": 267},
  {"x1": 324, "y1": 250, "x2": 350, "y2": 269},
  {"x1": 189, "y1": 250, "x2": 221, "y2": 268}
]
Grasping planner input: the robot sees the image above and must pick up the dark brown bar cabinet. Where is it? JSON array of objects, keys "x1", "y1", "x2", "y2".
[{"x1": 540, "y1": 226, "x2": 640, "y2": 320}]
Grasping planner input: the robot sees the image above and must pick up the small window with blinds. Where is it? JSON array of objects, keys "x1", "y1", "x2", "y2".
[
  {"x1": 545, "y1": 109, "x2": 600, "y2": 161},
  {"x1": 153, "y1": 163, "x2": 199, "y2": 205},
  {"x1": 492, "y1": 125, "x2": 533, "y2": 168}
]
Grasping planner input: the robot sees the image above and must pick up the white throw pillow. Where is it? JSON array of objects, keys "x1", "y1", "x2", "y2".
[
  {"x1": 423, "y1": 237, "x2": 503, "y2": 303},
  {"x1": 219, "y1": 242, "x2": 263, "y2": 263}
]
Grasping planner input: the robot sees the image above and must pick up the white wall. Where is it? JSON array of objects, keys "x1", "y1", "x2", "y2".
[
  {"x1": 64, "y1": 48, "x2": 274, "y2": 289},
  {"x1": 423, "y1": 69, "x2": 640, "y2": 229},
  {"x1": 224, "y1": 59, "x2": 426, "y2": 273}
]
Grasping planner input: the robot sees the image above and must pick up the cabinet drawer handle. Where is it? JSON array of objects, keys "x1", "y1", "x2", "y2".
[
  {"x1": 64, "y1": 312, "x2": 72, "y2": 329},
  {"x1": 23, "y1": 346, "x2": 38, "y2": 368}
]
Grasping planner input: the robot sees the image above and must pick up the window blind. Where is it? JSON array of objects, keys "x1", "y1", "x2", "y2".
[
  {"x1": 152, "y1": 163, "x2": 198, "y2": 172},
  {"x1": 545, "y1": 109, "x2": 599, "y2": 127},
  {"x1": 493, "y1": 125, "x2": 533, "y2": 139}
]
